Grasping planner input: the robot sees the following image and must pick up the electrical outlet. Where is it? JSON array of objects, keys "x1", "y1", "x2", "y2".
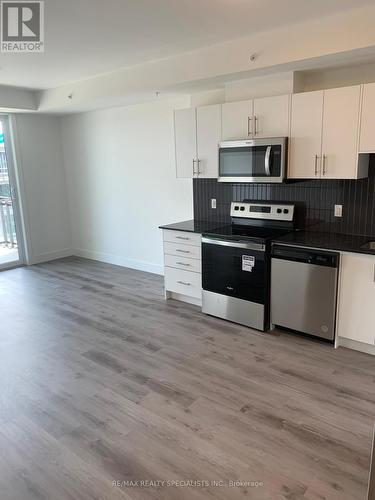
[
  {"x1": 211, "y1": 198, "x2": 217, "y2": 209},
  {"x1": 334, "y1": 204, "x2": 343, "y2": 218}
]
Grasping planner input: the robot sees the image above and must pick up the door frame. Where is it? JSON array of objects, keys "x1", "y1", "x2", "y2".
[{"x1": 0, "y1": 115, "x2": 26, "y2": 271}]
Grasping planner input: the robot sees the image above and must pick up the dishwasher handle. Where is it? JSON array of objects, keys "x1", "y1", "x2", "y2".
[{"x1": 272, "y1": 245, "x2": 339, "y2": 268}]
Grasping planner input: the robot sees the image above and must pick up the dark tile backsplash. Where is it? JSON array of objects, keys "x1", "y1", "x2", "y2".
[{"x1": 193, "y1": 155, "x2": 375, "y2": 236}]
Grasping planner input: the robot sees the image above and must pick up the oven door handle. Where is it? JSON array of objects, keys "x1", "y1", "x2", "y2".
[
  {"x1": 202, "y1": 237, "x2": 265, "y2": 252},
  {"x1": 265, "y1": 146, "x2": 272, "y2": 176}
]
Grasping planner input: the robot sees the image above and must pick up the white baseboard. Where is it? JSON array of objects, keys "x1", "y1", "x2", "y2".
[
  {"x1": 26, "y1": 246, "x2": 164, "y2": 276},
  {"x1": 73, "y1": 248, "x2": 164, "y2": 275},
  {"x1": 29, "y1": 248, "x2": 74, "y2": 265},
  {"x1": 338, "y1": 337, "x2": 375, "y2": 356}
]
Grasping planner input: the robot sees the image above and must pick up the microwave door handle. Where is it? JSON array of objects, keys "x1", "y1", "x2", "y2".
[{"x1": 265, "y1": 146, "x2": 271, "y2": 176}]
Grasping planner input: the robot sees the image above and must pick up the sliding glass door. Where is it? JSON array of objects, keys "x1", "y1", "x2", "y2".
[{"x1": 0, "y1": 116, "x2": 24, "y2": 270}]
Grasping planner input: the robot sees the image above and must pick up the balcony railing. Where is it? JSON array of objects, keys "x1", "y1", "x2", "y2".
[
  {"x1": 0, "y1": 151, "x2": 8, "y2": 184},
  {"x1": 0, "y1": 196, "x2": 17, "y2": 248},
  {"x1": 0, "y1": 151, "x2": 6, "y2": 170}
]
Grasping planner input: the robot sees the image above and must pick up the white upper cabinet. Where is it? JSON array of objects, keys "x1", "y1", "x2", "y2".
[
  {"x1": 253, "y1": 94, "x2": 290, "y2": 138},
  {"x1": 359, "y1": 82, "x2": 375, "y2": 153},
  {"x1": 321, "y1": 85, "x2": 365, "y2": 180},
  {"x1": 221, "y1": 95, "x2": 290, "y2": 141},
  {"x1": 221, "y1": 100, "x2": 252, "y2": 140},
  {"x1": 337, "y1": 252, "x2": 375, "y2": 346},
  {"x1": 288, "y1": 91, "x2": 324, "y2": 179},
  {"x1": 288, "y1": 85, "x2": 368, "y2": 180},
  {"x1": 174, "y1": 108, "x2": 197, "y2": 179},
  {"x1": 175, "y1": 84, "x2": 371, "y2": 181},
  {"x1": 174, "y1": 105, "x2": 221, "y2": 179},
  {"x1": 196, "y1": 104, "x2": 221, "y2": 178}
]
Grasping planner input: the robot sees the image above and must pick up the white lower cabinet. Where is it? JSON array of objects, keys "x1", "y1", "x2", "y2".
[
  {"x1": 337, "y1": 252, "x2": 375, "y2": 347},
  {"x1": 164, "y1": 267, "x2": 202, "y2": 299},
  {"x1": 162, "y1": 230, "x2": 202, "y2": 305},
  {"x1": 163, "y1": 241, "x2": 201, "y2": 260},
  {"x1": 164, "y1": 254, "x2": 201, "y2": 274}
]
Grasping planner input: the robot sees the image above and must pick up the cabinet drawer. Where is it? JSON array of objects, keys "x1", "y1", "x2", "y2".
[
  {"x1": 164, "y1": 241, "x2": 201, "y2": 260},
  {"x1": 164, "y1": 267, "x2": 202, "y2": 299},
  {"x1": 165, "y1": 254, "x2": 201, "y2": 273},
  {"x1": 163, "y1": 230, "x2": 201, "y2": 247}
]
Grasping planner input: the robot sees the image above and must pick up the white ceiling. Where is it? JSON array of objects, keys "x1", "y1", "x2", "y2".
[{"x1": 0, "y1": 0, "x2": 373, "y2": 90}]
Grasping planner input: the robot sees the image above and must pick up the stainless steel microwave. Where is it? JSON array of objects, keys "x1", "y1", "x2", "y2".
[{"x1": 218, "y1": 137, "x2": 287, "y2": 183}]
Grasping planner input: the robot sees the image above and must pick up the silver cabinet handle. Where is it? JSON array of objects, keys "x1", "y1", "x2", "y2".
[
  {"x1": 254, "y1": 115, "x2": 258, "y2": 136},
  {"x1": 265, "y1": 146, "x2": 271, "y2": 176},
  {"x1": 247, "y1": 116, "x2": 252, "y2": 136},
  {"x1": 176, "y1": 236, "x2": 189, "y2": 240},
  {"x1": 176, "y1": 262, "x2": 191, "y2": 267},
  {"x1": 314, "y1": 155, "x2": 319, "y2": 176},
  {"x1": 192, "y1": 158, "x2": 197, "y2": 176},
  {"x1": 176, "y1": 249, "x2": 190, "y2": 253},
  {"x1": 197, "y1": 159, "x2": 202, "y2": 176},
  {"x1": 322, "y1": 155, "x2": 327, "y2": 176},
  {"x1": 177, "y1": 281, "x2": 191, "y2": 286}
]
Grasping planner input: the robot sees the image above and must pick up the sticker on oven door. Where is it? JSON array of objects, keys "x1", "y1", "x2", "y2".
[{"x1": 242, "y1": 255, "x2": 255, "y2": 272}]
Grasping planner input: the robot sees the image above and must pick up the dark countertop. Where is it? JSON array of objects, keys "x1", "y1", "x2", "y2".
[
  {"x1": 160, "y1": 220, "x2": 375, "y2": 256},
  {"x1": 159, "y1": 219, "x2": 221, "y2": 234},
  {"x1": 273, "y1": 230, "x2": 375, "y2": 256}
]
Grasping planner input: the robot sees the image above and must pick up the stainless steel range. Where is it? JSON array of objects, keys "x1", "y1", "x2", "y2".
[{"x1": 201, "y1": 202, "x2": 294, "y2": 331}]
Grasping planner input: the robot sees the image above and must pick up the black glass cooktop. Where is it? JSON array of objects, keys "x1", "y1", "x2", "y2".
[{"x1": 204, "y1": 224, "x2": 292, "y2": 242}]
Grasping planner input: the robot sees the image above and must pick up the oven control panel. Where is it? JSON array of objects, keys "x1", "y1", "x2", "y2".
[{"x1": 230, "y1": 202, "x2": 294, "y2": 221}]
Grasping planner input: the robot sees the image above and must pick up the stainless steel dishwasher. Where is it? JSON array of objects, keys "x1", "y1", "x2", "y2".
[{"x1": 271, "y1": 244, "x2": 339, "y2": 341}]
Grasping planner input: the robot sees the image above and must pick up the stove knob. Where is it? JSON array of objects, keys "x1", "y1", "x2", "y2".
[
  {"x1": 277, "y1": 208, "x2": 282, "y2": 214},
  {"x1": 234, "y1": 206, "x2": 239, "y2": 211},
  {"x1": 240, "y1": 206, "x2": 245, "y2": 211},
  {"x1": 283, "y1": 209, "x2": 289, "y2": 214}
]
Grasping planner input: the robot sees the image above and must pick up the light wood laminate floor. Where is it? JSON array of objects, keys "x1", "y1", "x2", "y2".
[{"x1": 0, "y1": 257, "x2": 373, "y2": 500}]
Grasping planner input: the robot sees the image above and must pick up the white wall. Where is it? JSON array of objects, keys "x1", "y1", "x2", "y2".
[
  {"x1": 190, "y1": 89, "x2": 225, "y2": 107},
  {"x1": 12, "y1": 114, "x2": 72, "y2": 264},
  {"x1": 188, "y1": 74, "x2": 295, "y2": 106},
  {"x1": 61, "y1": 96, "x2": 193, "y2": 275},
  {"x1": 224, "y1": 72, "x2": 295, "y2": 102},
  {"x1": 295, "y1": 61, "x2": 375, "y2": 92},
  {"x1": 0, "y1": 85, "x2": 37, "y2": 111}
]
